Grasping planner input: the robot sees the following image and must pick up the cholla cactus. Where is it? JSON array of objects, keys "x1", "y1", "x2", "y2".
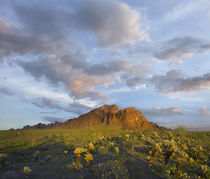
[
  {"x1": 64, "y1": 150, "x2": 68, "y2": 158},
  {"x1": 131, "y1": 145, "x2": 135, "y2": 151},
  {"x1": 109, "y1": 142, "x2": 114, "y2": 148},
  {"x1": 147, "y1": 150, "x2": 153, "y2": 163},
  {"x1": 23, "y1": 166, "x2": 32, "y2": 177},
  {"x1": 147, "y1": 142, "x2": 162, "y2": 163},
  {"x1": 33, "y1": 151, "x2": 40, "y2": 162},
  {"x1": 98, "y1": 136, "x2": 105, "y2": 142},
  {"x1": 190, "y1": 146, "x2": 203, "y2": 160},
  {"x1": 189, "y1": 158, "x2": 194, "y2": 164},
  {"x1": 0, "y1": 153, "x2": 8, "y2": 168},
  {"x1": 153, "y1": 131, "x2": 160, "y2": 139},
  {"x1": 175, "y1": 151, "x2": 188, "y2": 174},
  {"x1": 141, "y1": 134, "x2": 145, "y2": 141},
  {"x1": 74, "y1": 147, "x2": 86, "y2": 170},
  {"x1": 125, "y1": 134, "x2": 130, "y2": 141},
  {"x1": 164, "y1": 140, "x2": 177, "y2": 153},
  {"x1": 153, "y1": 143, "x2": 162, "y2": 156},
  {"x1": 182, "y1": 144, "x2": 188, "y2": 152},
  {"x1": 115, "y1": 147, "x2": 119, "y2": 155},
  {"x1": 163, "y1": 140, "x2": 178, "y2": 164},
  {"x1": 146, "y1": 137, "x2": 153, "y2": 143},
  {"x1": 74, "y1": 147, "x2": 87, "y2": 155},
  {"x1": 166, "y1": 151, "x2": 188, "y2": 178},
  {"x1": 201, "y1": 165, "x2": 208, "y2": 178},
  {"x1": 196, "y1": 146, "x2": 203, "y2": 160},
  {"x1": 84, "y1": 153, "x2": 94, "y2": 166},
  {"x1": 168, "y1": 132, "x2": 173, "y2": 140},
  {"x1": 89, "y1": 143, "x2": 95, "y2": 151},
  {"x1": 70, "y1": 162, "x2": 83, "y2": 171},
  {"x1": 182, "y1": 172, "x2": 188, "y2": 178}
]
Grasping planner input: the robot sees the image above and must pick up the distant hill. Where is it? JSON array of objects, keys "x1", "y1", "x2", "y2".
[
  {"x1": 20, "y1": 105, "x2": 160, "y2": 130},
  {"x1": 22, "y1": 121, "x2": 62, "y2": 130},
  {"x1": 61, "y1": 104, "x2": 159, "y2": 130}
]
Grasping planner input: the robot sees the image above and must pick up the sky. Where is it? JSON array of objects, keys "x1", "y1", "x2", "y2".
[{"x1": 0, "y1": 0, "x2": 210, "y2": 130}]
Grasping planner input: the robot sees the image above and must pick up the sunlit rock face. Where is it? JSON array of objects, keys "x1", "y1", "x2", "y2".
[{"x1": 61, "y1": 104, "x2": 159, "y2": 130}]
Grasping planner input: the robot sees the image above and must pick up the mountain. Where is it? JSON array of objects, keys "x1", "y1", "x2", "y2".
[
  {"x1": 61, "y1": 104, "x2": 159, "y2": 130},
  {"x1": 22, "y1": 121, "x2": 62, "y2": 129}
]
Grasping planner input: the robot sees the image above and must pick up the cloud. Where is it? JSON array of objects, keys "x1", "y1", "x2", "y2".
[
  {"x1": 141, "y1": 106, "x2": 183, "y2": 117},
  {"x1": 18, "y1": 51, "x2": 87, "y2": 85},
  {"x1": 18, "y1": 53, "x2": 150, "y2": 100},
  {"x1": 73, "y1": 0, "x2": 149, "y2": 46},
  {"x1": 13, "y1": 2, "x2": 76, "y2": 43},
  {"x1": 148, "y1": 70, "x2": 210, "y2": 93},
  {"x1": 123, "y1": 61, "x2": 152, "y2": 87},
  {"x1": 0, "y1": 19, "x2": 42, "y2": 60},
  {"x1": 163, "y1": 2, "x2": 203, "y2": 23},
  {"x1": 200, "y1": 106, "x2": 210, "y2": 117},
  {"x1": 0, "y1": 1, "x2": 150, "y2": 102},
  {"x1": 32, "y1": 97, "x2": 92, "y2": 115},
  {"x1": 0, "y1": 87, "x2": 13, "y2": 96},
  {"x1": 12, "y1": 0, "x2": 149, "y2": 47},
  {"x1": 32, "y1": 98, "x2": 69, "y2": 112},
  {"x1": 42, "y1": 116, "x2": 66, "y2": 123},
  {"x1": 18, "y1": 54, "x2": 112, "y2": 101},
  {"x1": 154, "y1": 36, "x2": 210, "y2": 63},
  {"x1": 85, "y1": 59, "x2": 130, "y2": 76},
  {"x1": 68, "y1": 102, "x2": 93, "y2": 115}
]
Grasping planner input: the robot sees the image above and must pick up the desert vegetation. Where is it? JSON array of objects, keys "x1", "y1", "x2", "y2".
[{"x1": 0, "y1": 125, "x2": 209, "y2": 178}]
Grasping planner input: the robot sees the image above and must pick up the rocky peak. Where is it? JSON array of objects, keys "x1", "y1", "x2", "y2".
[
  {"x1": 61, "y1": 104, "x2": 159, "y2": 130},
  {"x1": 97, "y1": 104, "x2": 119, "y2": 113}
]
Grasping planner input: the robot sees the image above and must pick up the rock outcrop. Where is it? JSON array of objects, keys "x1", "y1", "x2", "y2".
[
  {"x1": 22, "y1": 121, "x2": 62, "y2": 129},
  {"x1": 61, "y1": 104, "x2": 159, "y2": 130}
]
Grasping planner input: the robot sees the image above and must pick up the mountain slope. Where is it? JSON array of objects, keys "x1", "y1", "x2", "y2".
[{"x1": 61, "y1": 104, "x2": 159, "y2": 130}]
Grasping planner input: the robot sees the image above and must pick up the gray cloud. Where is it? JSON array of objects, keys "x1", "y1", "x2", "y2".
[
  {"x1": 148, "y1": 70, "x2": 210, "y2": 93},
  {"x1": 73, "y1": 0, "x2": 149, "y2": 46},
  {"x1": 0, "y1": 0, "x2": 150, "y2": 102},
  {"x1": 32, "y1": 98, "x2": 69, "y2": 112},
  {"x1": 32, "y1": 97, "x2": 92, "y2": 115},
  {"x1": 123, "y1": 61, "x2": 152, "y2": 87},
  {"x1": 154, "y1": 36, "x2": 210, "y2": 62},
  {"x1": 85, "y1": 59, "x2": 130, "y2": 76},
  {"x1": 18, "y1": 51, "x2": 112, "y2": 101},
  {"x1": 18, "y1": 51, "x2": 88, "y2": 86},
  {"x1": 12, "y1": 0, "x2": 148, "y2": 47},
  {"x1": 42, "y1": 116, "x2": 66, "y2": 123},
  {"x1": 141, "y1": 106, "x2": 183, "y2": 117},
  {"x1": 18, "y1": 55, "x2": 115, "y2": 100},
  {"x1": 14, "y1": 3, "x2": 69, "y2": 41},
  {"x1": 200, "y1": 106, "x2": 210, "y2": 117},
  {"x1": 68, "y1": 102, "x2": 93, "y2": 115},
  {"x1": 18, "y1": 54, "x2": 150, "y2": 100},
  {"x1": 0, "y1": 19, "x2": 45, "y2": 59},
  {"x1": 85, "y1": 59, "x2": 151, "y2": 87},
  {"x1": 0, "y1": 87, "x2": 13, "y2": 96}
]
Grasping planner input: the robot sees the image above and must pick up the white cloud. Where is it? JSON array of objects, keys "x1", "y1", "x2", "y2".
[{"x1": 164, "y1": 2, "x2": 200, "y2": 23}]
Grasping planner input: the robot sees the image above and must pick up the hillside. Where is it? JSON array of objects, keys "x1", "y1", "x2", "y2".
[
  {"x1": 0, "y1": 126, "x2": 209, "y2": 178},
  {"x1": 61, "y1": 104, "x2": 159, "y2": 130}
]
